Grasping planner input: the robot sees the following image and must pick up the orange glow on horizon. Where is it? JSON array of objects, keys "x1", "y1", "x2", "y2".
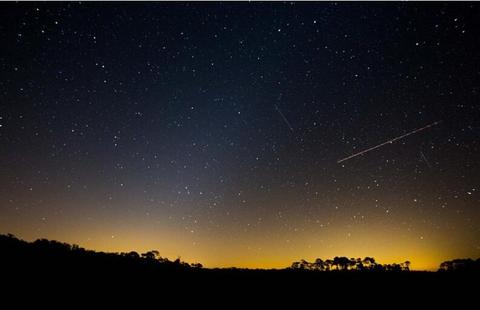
[{"x1": 2, "y1": 206, "x2": 475, "y2": 271}]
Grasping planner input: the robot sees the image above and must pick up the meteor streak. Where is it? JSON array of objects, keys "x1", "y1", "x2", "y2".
[
  {"x1": 420, "y1": 151, "x2": 432, "y2": 168},
  {"x1": 337, "y1": 121, "x2": 442, "y2": 164},
  {"x1": 275, "y1": 105, "x2": 294, "y2": 132}
]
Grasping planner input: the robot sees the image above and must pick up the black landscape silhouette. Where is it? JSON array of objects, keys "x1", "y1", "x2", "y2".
[{"x1": 1, "y1": 233, "x2": 478, "y2": 300}]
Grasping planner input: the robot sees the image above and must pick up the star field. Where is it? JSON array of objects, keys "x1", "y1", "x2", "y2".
[{"x1": 0, "y1": 2, "x2": 479, "y2": 269}]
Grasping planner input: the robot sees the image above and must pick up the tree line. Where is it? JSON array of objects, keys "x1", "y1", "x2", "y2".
[
  {"x1": 290, "y1": 257, "x2": 411, "y2": 271},
  {"x1": 439, "y1": 258, "x2": 480, "y2": 272},
  {"x1": 0, "y1": 233, "x2": 203, "y2": 269},
  {"x1": 1, "y1": 234, "x2": 479, "y2": 272}
]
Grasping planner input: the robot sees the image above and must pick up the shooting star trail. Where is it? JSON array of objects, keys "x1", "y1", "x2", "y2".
[
  {"x1": 420, "y1": 151, "x2": 432, "y2": 168},
  {"x1": 275, "y1": 105, "x2": 294, "y2": 132},
  {"x1": 337, "y1": 120, "x2": 442, "y2": 164}
]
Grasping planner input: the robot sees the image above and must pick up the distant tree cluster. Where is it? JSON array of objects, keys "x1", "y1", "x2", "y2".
[
  {"x1": 290, "y1": 257, "x2": 411, "y2": 272},
  {"x1": 439, "y1": 258, "x2": 480, "y2": 272},
  {"x1": 0, "y1": 233, "x2": 203, "y2": 269}
]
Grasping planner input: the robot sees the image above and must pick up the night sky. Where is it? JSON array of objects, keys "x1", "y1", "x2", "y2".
[{"x1": 1, "y1": 2, "x2": 479, "y2": 270}]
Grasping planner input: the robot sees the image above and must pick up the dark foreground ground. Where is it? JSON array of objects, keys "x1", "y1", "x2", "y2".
[{"x1": 1, "y1": 234, "x2": 477, "y2": 305}]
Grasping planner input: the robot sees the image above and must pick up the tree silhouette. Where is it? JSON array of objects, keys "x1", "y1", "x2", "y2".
[
  {"x1": 332, "y1": 257, "x2": 351, "y2": 271},
  {"x1": 314, "y1": 258, "x2": 325, "y2": 271},
  {"x1": 362, "y1": 257, "x2": 376, "y2": 270},
  {"x1": 401, "y1": 261, "x2": 411, "y2": 271},
  {"x1": 142, "y1": 250, "x2": 160, "y2": 260},
  {"x1": 123, "y1": 251, "x2": 140, "y2": 259}
]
